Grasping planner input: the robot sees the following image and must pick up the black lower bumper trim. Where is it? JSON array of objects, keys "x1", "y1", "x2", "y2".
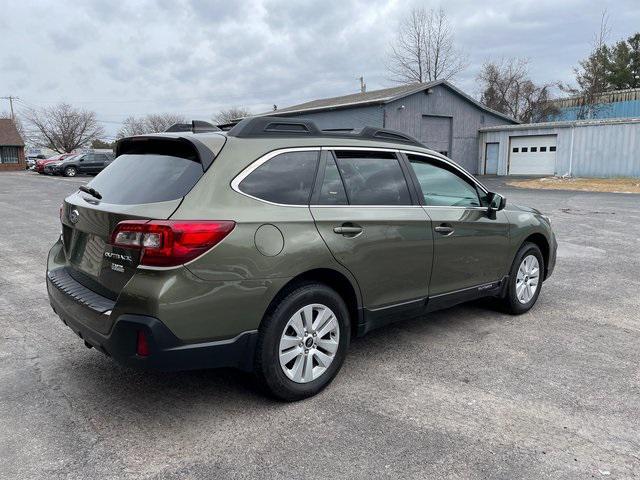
[
  {"x1": 61, "y1": 311, "x2": 257, "y2": 372},
  {"x1": 47, "y1": 272, "x2": 257, "y2": 372}
]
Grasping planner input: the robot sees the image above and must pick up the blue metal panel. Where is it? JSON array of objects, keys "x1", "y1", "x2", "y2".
[{"x1": 551, "y1": 100, "x2": 640, "y2": 121}]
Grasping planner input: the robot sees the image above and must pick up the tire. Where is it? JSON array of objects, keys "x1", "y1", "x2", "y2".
[
  {"x1": 64, "y1": 166, "x2": 77, "y2": 177},
  {"x1": 500, "y1": 242, "x2": 545, "y2": 314},
  {"x1": 254, "y1": 282, "x2": 351, "y2": 401}
]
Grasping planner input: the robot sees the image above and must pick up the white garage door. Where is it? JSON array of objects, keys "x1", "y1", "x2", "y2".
[{"x1": 508, "y1": 135, "x2": 557, "y2": 175}]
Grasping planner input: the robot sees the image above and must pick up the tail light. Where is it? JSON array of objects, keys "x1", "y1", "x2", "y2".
[{"x1": 110, "y1": 220, "x2": 235, "y2": 267}]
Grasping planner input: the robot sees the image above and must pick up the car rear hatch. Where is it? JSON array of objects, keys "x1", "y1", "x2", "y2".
[{"x1": 60, "y1": 134, "x2": 226, "y2": 299}]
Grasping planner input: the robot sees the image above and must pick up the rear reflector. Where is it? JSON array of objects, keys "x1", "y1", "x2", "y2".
[
  {"x1": 111, "y1": 220, "x2": 235, "y2": 267},
  {"x1": 136, "y1": 330, "x2": 150, "y2": 357}
]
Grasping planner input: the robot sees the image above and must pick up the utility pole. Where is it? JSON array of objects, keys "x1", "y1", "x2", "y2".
[
  {"x1": 1, "y1": 96, "x2": 19, "y2": 120},
  {"x1": 357, "y1": 76, "x2": 366, "y2": 93}
]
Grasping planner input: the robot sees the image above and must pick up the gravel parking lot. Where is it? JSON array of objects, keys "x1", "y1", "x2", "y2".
[{"x1": 1, "y1": 171, "x2": 639, "y2": 479}]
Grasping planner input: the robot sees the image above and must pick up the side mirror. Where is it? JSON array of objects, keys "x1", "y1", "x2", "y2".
[{"x1": 488, "y1": 192, "x2": 506, "y2": 212}]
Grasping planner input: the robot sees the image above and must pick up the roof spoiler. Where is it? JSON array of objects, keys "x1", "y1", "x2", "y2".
[
  {"x1": 166, "y1": 120, "x2": 220, "y2": 134},
  {"x1": 115, "y1": 136, "x2": 217, "y2": 170},
  {"x1": 226, "y1": 116, "x2": 424, "y2": 147}
]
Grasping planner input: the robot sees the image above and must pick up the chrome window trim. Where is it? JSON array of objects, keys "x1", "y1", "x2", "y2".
[
  {"x1": 231, "y1": 146, "x2": 489, "y2": 209},
  {"x1": 311, "y1": 205, "x2": 424, "y2": 209},
  {"x1": 399, "y1": 149, "x2": 490, "y2": 194},
  {"x1": 230, "y1": 147, "x2": 322, "y2": 208}
]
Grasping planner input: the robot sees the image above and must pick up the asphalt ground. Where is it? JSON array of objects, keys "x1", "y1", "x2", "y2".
[{"x1": 1, "y1": 171, "x2": 638, "y2": 479}]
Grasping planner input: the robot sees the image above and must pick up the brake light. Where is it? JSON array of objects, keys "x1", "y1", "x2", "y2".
[{"x1": 110, "y1": 220, "x2": 235, "y2": 267}]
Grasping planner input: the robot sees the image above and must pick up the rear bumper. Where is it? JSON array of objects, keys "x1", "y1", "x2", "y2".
[{"x1": 47, "y1": 269, "x2": 257, "y2": 372}]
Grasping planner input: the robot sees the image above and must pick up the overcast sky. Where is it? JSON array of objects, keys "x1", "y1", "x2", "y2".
[{"x1": 2, "y1": 0, "x2": 639, "y2": 139}]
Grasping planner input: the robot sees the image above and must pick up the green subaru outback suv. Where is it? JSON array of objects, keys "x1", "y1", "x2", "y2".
[{"x1": 47, "y1": 117, "x2": 556, "y2": 400}]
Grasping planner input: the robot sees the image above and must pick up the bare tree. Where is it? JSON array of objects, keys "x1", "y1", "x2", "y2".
[
  {"x1": 117, "y1": 116, "x2": 146, "y2": 138},
  {"x1": 144, "y1": 113, "x2": 187, "y2": 133},
  {"x1": 116, "y1": 113, "x2": 186, "y2": 139},
  {"x1": 387, "y1": 7, "x2": 467, "y2": 84},
  {"x1": 214, "y1": 107, "x2": 251, "y2": 125},
  {"x1": 477, "y1": 58, "x2": 558, "y2": 123},
  {"x1": 559, "y1": 10, "x2": 611, "y2": 119},
  {"x1": 23, "y1": 103, "x2": 104, "y2": 153}
]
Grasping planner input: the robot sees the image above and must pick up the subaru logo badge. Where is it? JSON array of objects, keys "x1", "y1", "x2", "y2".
[{"x1": 69, "y1": 209, "x2": 80, "y2": 224}]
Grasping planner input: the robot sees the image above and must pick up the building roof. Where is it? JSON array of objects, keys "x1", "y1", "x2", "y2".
[
  {"x1": 257, "y1": 80, "x2": 518, "y2": 124},
  {"x1": 479, "y1": 116, "x2": 640, "y2": 132},
  {"x1": 0, "y1": 119, "x2": 24, "y2": 146}
]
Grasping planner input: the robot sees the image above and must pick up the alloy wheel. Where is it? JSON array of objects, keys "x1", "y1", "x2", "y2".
[
  {"x1": 516, "y1": 254, "x2": 540, "y2": 304},
  {"x1": 278, "y1": 303, "x2": 340, "y2": 383}
]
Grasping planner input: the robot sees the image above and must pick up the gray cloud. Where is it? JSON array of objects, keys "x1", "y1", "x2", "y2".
[
  {"x1": 49, "y1": 31, "x2": 83, "y2": 51},
  {"x1": 2, "y1": 0, "x2": 640, "y2": 139}
]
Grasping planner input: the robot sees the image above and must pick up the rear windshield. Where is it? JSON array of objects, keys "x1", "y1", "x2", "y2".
[{"x1": 86, "y1": 154, "x2": 203, "y2": 204}]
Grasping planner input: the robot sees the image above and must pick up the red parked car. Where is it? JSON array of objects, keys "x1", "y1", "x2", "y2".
[{"x1": 36, "y1": 153, "x2": 76, "y2": 174}]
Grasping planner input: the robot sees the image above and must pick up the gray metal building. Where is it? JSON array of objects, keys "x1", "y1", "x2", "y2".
[
  {"x1": 259, "y1": 80, "x2": 517, "y2": 173},
  {"x1": 479, "y1": 118, "x2": 640, "y2": 177}
]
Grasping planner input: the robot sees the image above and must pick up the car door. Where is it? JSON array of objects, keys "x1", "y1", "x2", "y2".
[
  {"x1": 75, "y1": 153, "x2": 91, "y2": 173},
  {"x1": 93, "y1": 153, "x2": 109, "y2": 173},
  {"x1": 310, "y1": 149, "x2": 433, "y2": 314},
  {"x1": 404, "y1": 153, "x2": 510, "y2": 297}
]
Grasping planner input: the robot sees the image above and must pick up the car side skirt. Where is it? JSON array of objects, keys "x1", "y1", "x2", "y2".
[{"x1": 357, "y1": 277, "x2": 508, "y2": 336}]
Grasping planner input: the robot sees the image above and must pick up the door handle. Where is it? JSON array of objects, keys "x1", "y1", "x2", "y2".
[
  {"x1": 333, "y1": 225, "x2": 363, "y2": 235},
  {"x1": 434, "y1": 224, "x2": 454, "y2": 236}
]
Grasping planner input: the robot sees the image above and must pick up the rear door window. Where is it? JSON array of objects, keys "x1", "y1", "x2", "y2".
[
  {"x1": 318, "y1": 152, "x2": 348, "y2": 205},
  {"x1": 238, "y1": 151, "x2": 319, "y2": 205},
  {"x1": 87, "y1": 154, "x2": 204, "y2": 204},
  {"x1": 333, "y1": 150, "x2": 411, "y2": 205}
]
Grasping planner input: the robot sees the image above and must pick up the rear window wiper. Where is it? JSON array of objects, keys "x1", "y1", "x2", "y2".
[{"x1": 79, "y1": 185, "x2": 102, "y2": 200}]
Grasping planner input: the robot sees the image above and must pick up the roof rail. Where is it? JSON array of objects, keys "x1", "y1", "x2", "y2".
[
  {"x1": 227, "y1": 116, "x2": 424, "y2": 147},
  {"x1": 227, "y1": 117, "x2": 322, "y2": 137},
  {"x1": 166, "y1": 120, "x2": 220, "y2": 134},
  {"x1": 359, "y1": 126, "x2": 421, "y2": 145},
  {"x1": 322, "y1": 127, "x2": 355, "y2": 133}
]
